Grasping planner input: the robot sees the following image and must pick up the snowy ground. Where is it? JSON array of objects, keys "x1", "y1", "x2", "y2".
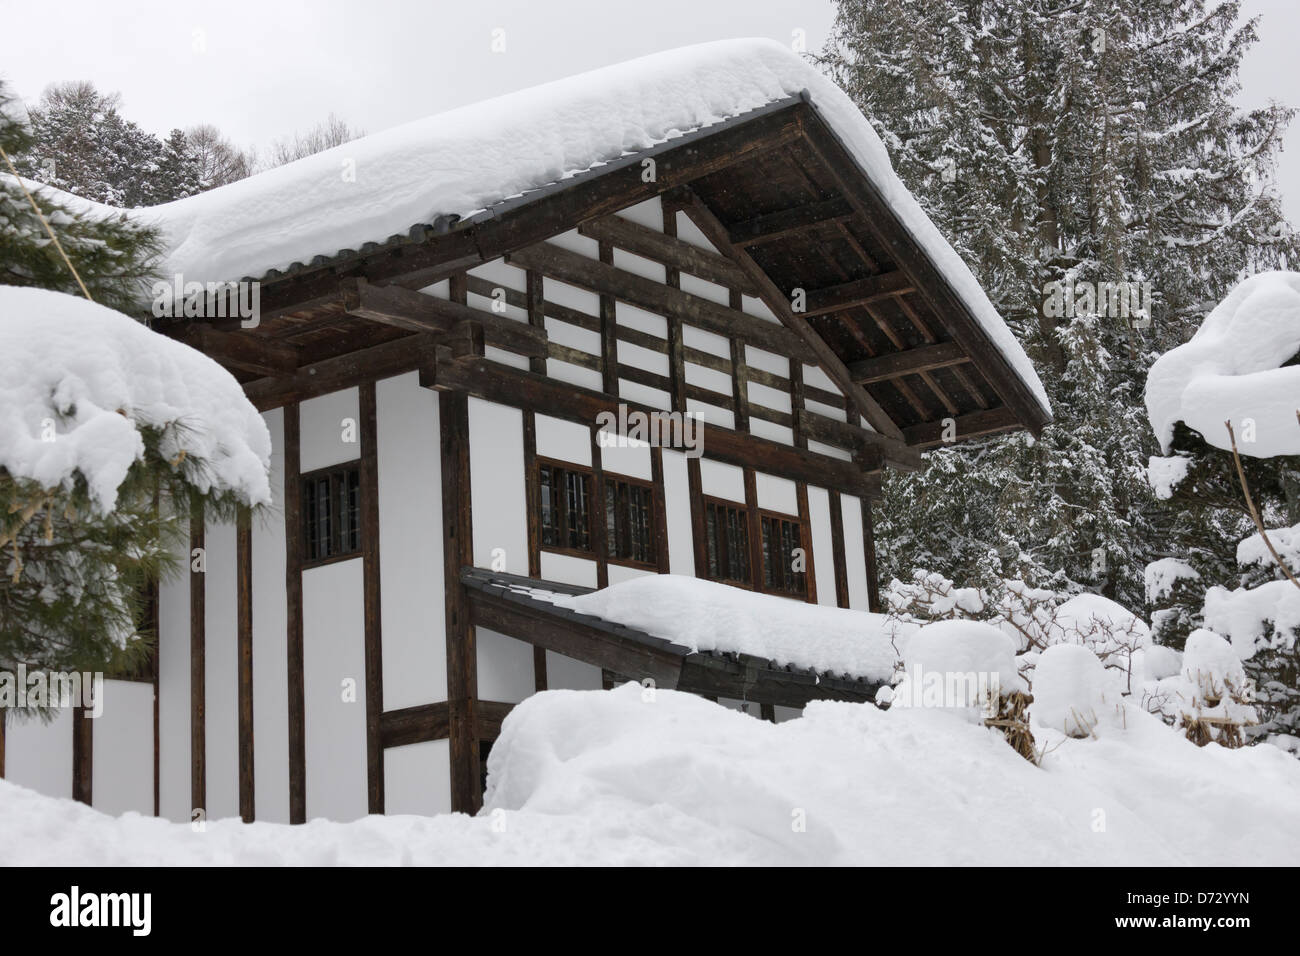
[{"x1": 3, "y1": 682, "x2": 1296, "y2": 866}]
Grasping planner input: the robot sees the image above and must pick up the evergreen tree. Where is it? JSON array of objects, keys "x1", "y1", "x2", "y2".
[
  {"x1": 155, "y1": 128, "x2": 203, "y2": 201},
  {"x1": 819, "y1": 0, "x2": 1297, "y2": 616},
  {"x1": 1, "y1": 81, "x2": 257, "y2": 708},
  {"x1": 0, "y1": 83, "x2": 160, "y2": 312}
]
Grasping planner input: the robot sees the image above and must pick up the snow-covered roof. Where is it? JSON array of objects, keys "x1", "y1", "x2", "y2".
[
  {"x1": 1146, "y1": 270, "x2": 1300, "y2": 458},
  {"x1": 463, "y1": 568, "x2": 901, "y2": 693},
  {"x1": 13, "y1": 39, "x2": 1049, "y2": 421}
]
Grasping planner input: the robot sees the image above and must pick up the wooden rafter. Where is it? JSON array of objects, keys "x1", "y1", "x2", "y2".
[{"x1": 674, "y1": 187, "x2": 919, "y2": 465}]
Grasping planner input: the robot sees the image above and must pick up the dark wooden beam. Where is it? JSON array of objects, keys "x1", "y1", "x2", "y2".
[
  {"x1": 505, "y1": 241, "x2": 817, "y2": 364},
  {"x1": 341, "y1": 277, "x2": 547, "y2": 358},
  {"x1": 440, "y1": 388, "x2": 480, "y2": 814},
  {"x1": 283, "y1": 404, "x2": 307, "y2": 824},
  {"x1": 475, "y1": 700, "x2": 516, "y2": 741},
  {"x1": 578, "y1": 214, "x2": 759, "y2": 295},
  {"x1": 862, "y1": 496, "x2": 881, "y2": 613},
  {"x1": 801, "y1": 271, "x2": 914, "y2": 317},
  {"x1": 188, "y1": 326, "x2": 299, "y2": 377},
  {"x1": 427, "y1": 356, "x2": 882, "y2": 499},
  {"x1": 676, "y1": 189, "x2": 910, "y2": 450},
  {"x1": 360, "y1": 382, "x2": 384, "y2": 815},
  {"x1": 379, "y1": 701, "x2": 449, "y2": 748},
  {"x1": 902, "y1": 405, "x2": 1019, "y2": 447},
  {"x1": 848, "y1": 340, "x2": 970, "y2": 384},
  {"x1": 189, "y1": 502, "x2": 205, "y2": 819},
  {"x1": 72, "y1": 703, "x2": 92, "y2": 805},
  {"x1": 828, "y1": 490, "x2": 850, "y2": 609},
  {"x1": 797, "y1": 481, "x2": 818, "y2": 605},
  {"x1": 244, "y1": 333, "x2": 433, "y2": 411},
  {"x1": 466, "y1": 587, "x2": 684, "y2": 690},
  {"x1": 236, "y1": 507, "x2": 254, "y2": 823},
  {"x1": 728, "y1": 197, "x2": 854, "y2": 246}
]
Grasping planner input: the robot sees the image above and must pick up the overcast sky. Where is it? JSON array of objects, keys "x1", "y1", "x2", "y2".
[{"x1": 2, "y1": 0, "x2": 1297, "y2": 222}]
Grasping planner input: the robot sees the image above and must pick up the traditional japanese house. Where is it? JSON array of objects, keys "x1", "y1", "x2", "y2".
[{"x1": 1, "y1": 39, "x2": 1050, "y2": 822}]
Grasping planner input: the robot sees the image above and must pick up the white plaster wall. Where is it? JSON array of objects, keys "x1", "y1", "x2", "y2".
[
  {"x1": 91, "y1": 679, "x2": 153, "y2": 816},
  {"x1": 755, "y1": 473, "x2": 797, "y2": 515},
  {"x1": 157, "y1": 537, "x2": 190, "y2": 821},
  {"x1": 806, "y1": 486, "x2": 838, "y2": 608},
  {"x1": 660, "y1": 450, "x2": 695, "y2": 576},
  {"x1": 4, "y1": 707, "x2": 72, "y2": 799},
  {"x1": 378, "y1": 374, "x2": 446, "y2": 710},
  {"x1": 302, "y1": 558, "x2": 368, "y2": 822},
  {"x1": 252, "y1": 407, "x2": 289, "y2": 823},
  {"x1": 841, "y1": 495, "x2": 871, "y2": 611},
  {"x1": 300, "y1": 387, "x2": 360, "y2": 473},
  {"x1": 539, "y1": 552, "x2": 598, "y2": 588},
  {"x1": 384, "y1": 739, "x2": 451, "y2": 816},
  {"x1": 700, "y1": 459, "x2": 745, "y2": 503},
  {"x1": 614, "y1": 197, "x2": 663, "y2": 231},
  {"x1": 535, "y1": 414, "x2": 591, "y2": 466},
  {"x1": 203, "y1": 519, "x2": 239, "y2": 821},
  {"x1": 598, "y1": 439, "x2": 651, "y2": 481}
]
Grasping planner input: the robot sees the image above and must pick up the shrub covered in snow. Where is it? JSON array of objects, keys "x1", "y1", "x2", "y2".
[{"x1": 1031, "y1": 644, "x2": 1114, "y2": 738}]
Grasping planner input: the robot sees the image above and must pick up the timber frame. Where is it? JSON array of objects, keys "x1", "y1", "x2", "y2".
[{"x1": 138, "y1": 90, "x2": 1048, "y2": 818}]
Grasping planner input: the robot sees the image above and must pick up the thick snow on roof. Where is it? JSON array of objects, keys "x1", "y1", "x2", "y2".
[
  {"x1": 30, "y1": 39, "x2": 1046, "y2": 417},
  {"x1": 0, "y1": 286, "x2": 271, "y2": 510},
  {"x1": 1146, "y1": 271, "x2": 1300, "y2": 458},
  {"x1": 4, "y1": 682, "x2": 1298, "y2": 864},
  {"x1": 555, "y1": 574, "x2": 904, "y2": 681}
]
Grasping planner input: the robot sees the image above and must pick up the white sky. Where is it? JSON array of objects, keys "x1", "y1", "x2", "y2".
[{"x1": 1, "y1": 0, "x2": 1296, "y2": 223}]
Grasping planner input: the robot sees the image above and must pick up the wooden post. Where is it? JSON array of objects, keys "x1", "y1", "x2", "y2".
[
  {"x1": 236, "y1": 507, "x2": 255, "y2": 822},
  {"x1": 729, "y1": 288, "x2": 751, "y2": 433},
  {"x1": 598, "y1": 241, "x2": 619, "y2": 396},
  {"x1": 189, "y1": 501, "x2": 206, "y2": 819},
  {"x1": 72, "y1": 703, "x2": 92, "y2": 805},
  {"x1": 590, "y1": 427, "x2": 610, "y2": 589},
  {"x1": 522, "y1": 411, "x2": 547, "y2": 692},
  {"x1": 360, "y1": 382, "x2": 385, "y2": 815},
  {"x1": 797, "y1": 482, "x2": 817, "y2": 604},
  {"x1": 441, "y1": 388, "x2": 480, "y2": 814},
  {"x1": 686, "y1": 456, "x2": 707, "y2": 577},
  {"x1": 743, "y1": 468, "x2": 764, "y2": 591},
  {"x1": 862, "y1": 497, "x2": 882, "y2": 613},
  {"x1": 650, "y1": 447, "x2": 671, "y2": 574},
  {"x1": 828, "y1": 491, "x2": 851, "y2": 609},
  {"x1": 663, "y1": 204, "x2": 687, "y2": 413},
  {"x1": 283, "y1": 403, "x2": 307, "y2": 824},
  {"x1": 0, "y1": 706, "x2": 5, "y2": 779}
]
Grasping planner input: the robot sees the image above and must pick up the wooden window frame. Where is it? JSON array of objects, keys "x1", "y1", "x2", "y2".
[
  {"x1": 536, "y1": 456, "x2": 659, "y2": 571},
  {"x1": 701, "y1": 494, "x2": 754, "y2": 589},
  {"x1": 537, "y1": 456, "x2": 595, "y2": 560},
  {"x1": 757, "y1": 508, "x2": 808, "y2": 599},
  {"x1": 602, "y1": 472, "x2": 659, "y2": 571},
  {"x1": 699, "y1": 494, "x2": 811, "y2": 599},
  {"x1": 301, "y1": 462, "x2": 363, "y2": 569}
]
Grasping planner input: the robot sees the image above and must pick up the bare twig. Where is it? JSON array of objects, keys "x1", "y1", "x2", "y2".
[{"x1": 1224, "y1": 419, "x2": 1300, "y2": 592}]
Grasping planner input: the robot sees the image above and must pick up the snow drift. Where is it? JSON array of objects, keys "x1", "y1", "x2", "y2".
[
  {"x1": 0, "y1": 286, "x2": 271, "y2": 510},
  {"x1": 3, "y1": 682, "x2": 1297, "y2": 866}
]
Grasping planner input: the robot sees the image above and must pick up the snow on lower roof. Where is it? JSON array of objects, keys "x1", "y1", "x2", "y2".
[
  {"x1": 1146, "y1": 271, "x2": 1300, "y2": 458},
  {"x1": 554, "y1": 574, "x2": 904, "y2": 682},
  {"x1": 0, "y1": 286, "x2": 271, "y2": 510},
  {"x1": 9, "y1": 39, "x2": 1048, "y2": 418}
]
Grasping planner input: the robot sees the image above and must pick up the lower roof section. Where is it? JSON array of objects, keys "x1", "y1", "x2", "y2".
[{"x1": 461, "y1": 567, "x2": 884, "y2": 708}]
